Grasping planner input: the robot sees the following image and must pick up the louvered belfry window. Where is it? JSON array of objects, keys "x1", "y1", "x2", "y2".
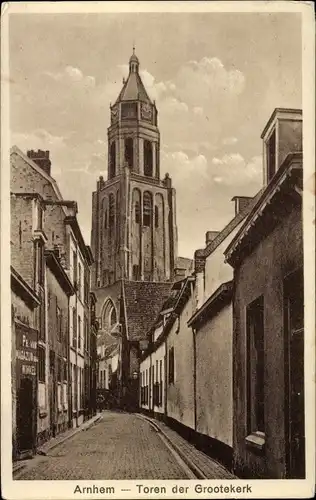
[{"x1": 143, "y1": 192, "x2": 152, "y2": 227}]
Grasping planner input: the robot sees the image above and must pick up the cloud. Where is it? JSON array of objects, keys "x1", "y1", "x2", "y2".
[
  {"x1": 45, "y1": 66, "x2": 95, "y2": 88},
  {"x1": 211, "y1": 153, "x2": 263, "y2": 187},
  {"x1": 175, "y1": 56, "x2": 245, "y2": 109},
  {"x1": 222, "y1": 136, "x2": 238, "y2": 146}
]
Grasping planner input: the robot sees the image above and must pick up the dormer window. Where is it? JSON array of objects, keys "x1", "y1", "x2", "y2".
[
  {"x1": 262, "y1": 108, "x2": 302, "y2": 186},
  {"x1": 266, "y1": 130, "x2": 276, "y2": 183}
]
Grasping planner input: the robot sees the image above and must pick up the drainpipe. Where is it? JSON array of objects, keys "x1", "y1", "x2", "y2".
[
  {"x1": 192, "y1": 327, "x2": 197, "y2": 433},
  {"x1": 189, "y1": 278, "x2": 197, "y2": 433}
]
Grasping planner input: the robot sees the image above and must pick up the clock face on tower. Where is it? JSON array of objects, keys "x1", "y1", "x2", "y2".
[{"x1": 141, "y1": 103, "x2": 153, "y2": 122}]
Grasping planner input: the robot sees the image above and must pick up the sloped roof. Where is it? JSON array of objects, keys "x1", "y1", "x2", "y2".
[
  {"x1": 175, "y1": 256, "x2": 193, "y2": 271},
  {"x1": 123, "y1": 281, "x2": 173, "y2": 341},
  {"x1": 116, "y1": 71, "x2": 152, "y2": 104}
]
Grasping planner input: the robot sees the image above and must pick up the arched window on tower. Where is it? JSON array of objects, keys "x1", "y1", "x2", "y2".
[
  {"x1": 155, "y1": 205, "x2": 159, "y2": 228},
  {"x1": 101, "y1": 299, "x2": 117, "y2": 333},
  {"x1": 125, "y1": 138, "x2": 134, "y2": 168},
  {"x1": 143, "y1": 192, "x2": 152, "y2": 227},
  {"x1": 109, "y1": 142, "x2": 116, "y2": 179},
  {"x1": 144, "y1": 140, "x2": 153, "y2": 177},
  {"x1": 109, "y1": 193, "x2": 115, "y2": 241}
]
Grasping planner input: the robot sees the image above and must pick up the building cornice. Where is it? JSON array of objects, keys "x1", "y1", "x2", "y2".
[
  {"x1": 225, "y1": 152, "x2": 303, "y2": 265},
  {"x1": 187, "y1": 281, "x2": 233, "y2": 329},
  {"x1": 11, "y1": 266, "x2": 40, "y2": 308},
  {"x1": 45, "y1": 250, "x2": 75, "y2": 296}
]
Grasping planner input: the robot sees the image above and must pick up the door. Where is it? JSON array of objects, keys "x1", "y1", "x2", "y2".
[
  {"x1": 17, "y1": 377, "x2": 35, "y2": 453},
  {"x1": 285, "y1": 269, "x2": 305, "y2": 478}
]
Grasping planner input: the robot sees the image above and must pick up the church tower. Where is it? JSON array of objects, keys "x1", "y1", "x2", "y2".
[{"x1": 91, "y1": 50, "x2": 178, "y2": 288}]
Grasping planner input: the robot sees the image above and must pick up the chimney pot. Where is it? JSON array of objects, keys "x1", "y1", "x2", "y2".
[
  {"x1": 205, "y1": 231, "x2": 220, "y2": 246},
  {"x1": 231, "y1": 196, "x2": 253, "y2": 216}
]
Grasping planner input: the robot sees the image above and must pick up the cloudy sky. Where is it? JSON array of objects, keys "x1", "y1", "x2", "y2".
[{"x1": 9, "y1": 12, "x2": 302, "y2": 258}]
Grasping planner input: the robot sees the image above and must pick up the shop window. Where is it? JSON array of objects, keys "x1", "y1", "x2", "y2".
[{"x1": 246, "y1": 296, "x2": 265, "y2": 434}]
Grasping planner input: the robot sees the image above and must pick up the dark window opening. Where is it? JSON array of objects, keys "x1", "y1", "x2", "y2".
[
  {"x1": 110, "y1": 306, "x2": 117, "y2": 327},
  {"x1": 56, "y1": 303, "x2": 62, "y2": 342},
  {"x1": 104, "y1": 209, "x2": 108, "y2": 230},
  {"x1": 155, "y1": 205, "x2": 159, "y2": 228},
  {"x1": 267, "y1": 130, "x2": 276, "y2": 183},
  {"x1": 125, "y1": 138, "x2": 134, "y2": 168},
  {"x1": 143, "y1": 192, "x2": 152, "y2": 227},
  {"x1": 246, "y1": 296, "x2": 264, "y2": 433},
  {"x1": 38, "y1": 347, "x2": 45, "y2": 382},
  {"x1": 132, "y1": 264, "x2": 140, "y2": 281},
  {"x1": 168, "y1": 346, "x2": 175, "y2": 384},
  {"x1": 109, "y1": 142, "x2": 116, "y2": 178},
  {"x1": 109, "y1": 194, "x2": 115, "y2": 240},
  {"x1": 135, "y1": 201, "x2": 140, "y2": 224},
  {"x1": 121, "y1": 102, "x2": 138, "y2": 119},
  {"x1": 144, "y1": 140, "x2": 153, "y2": 177}
]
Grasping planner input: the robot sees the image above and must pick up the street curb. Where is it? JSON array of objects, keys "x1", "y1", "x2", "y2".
[
  {"x1": 136, "y1": 413, "x2": 207, "y2": 479},
  {"x1": 37, "y1": 413, "x2": 102, "y2": 456},
  {"x1": 13, "y1": 462, "x2": 27, "y2": 474}
]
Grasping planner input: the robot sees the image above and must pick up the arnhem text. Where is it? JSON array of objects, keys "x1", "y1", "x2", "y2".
[{"x1": 73, "y1": 483, "x2": 252, "y2": 495}]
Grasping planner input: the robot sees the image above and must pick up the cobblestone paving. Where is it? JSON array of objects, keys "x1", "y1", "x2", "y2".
[{"x1": 15, "y1": 412, "x2": 188, "y2": 480}]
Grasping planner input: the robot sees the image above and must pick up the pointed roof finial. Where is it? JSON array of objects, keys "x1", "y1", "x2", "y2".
[{"x1": 133, "y1": 43, "x2": 135, "y2": 55}]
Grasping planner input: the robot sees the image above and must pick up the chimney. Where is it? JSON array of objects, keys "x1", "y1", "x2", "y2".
[
  {"x1": 205, "y1": 231, "x2": 220, "y2": 246},
  {"x1": 27, "y1": 149, "x2": 51, "y2": 176},
  {"x1": 194, "y1": 249, "x2": 205, "y2": 310},
  {"x1": 174, "y1": 267, "x2": 186, "y2": 281},
  {"x1": 231, "y1": 196, "x2": 253, "y2": 216}
]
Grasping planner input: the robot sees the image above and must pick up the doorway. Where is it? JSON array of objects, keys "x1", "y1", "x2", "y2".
[
  {"x1": 284, "y1": 269, "x2": 305, "y2": 478},
  {"x1": 17, "y1": 377, "x2": 35, "y2": 454}
]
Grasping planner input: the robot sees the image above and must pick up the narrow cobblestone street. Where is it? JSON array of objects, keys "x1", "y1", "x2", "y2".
[{"x1": 15, "y1": 412, "x2": 191, "y2": 480}]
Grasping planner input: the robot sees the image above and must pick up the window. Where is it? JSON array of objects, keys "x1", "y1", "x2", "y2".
[
  {"x1": 57, "y1": 357, "x2": 62, "y2": 382},
  {"x1": 109, "y1": 142, "x2": 116, "y2": 178},
  {"x1": 246, "y1": 296, "x2": 265, "y2": 434},
  {"x1": 78, "y1": 316, "x2": 82, "y2": 349},
  {"x1": 109, "y1": 194, "x2": 115, "y2": 240},
  {"x1": 144, "y1": 140, "x2": 153, "y2": 177},
  {"x1": 132, "y1": 264, "x2": 140, "y2": 281},
  {"x1": 168, "y1": 346, "x2": 175, "y2": 384},
  {"x1": 73, "y1": 251, "x2": 77, "y2": 284},
  {"x1": 84, "y1": 315, "x2": 88, "y2": 352},
  {"x1": 63, "y1": 362, "x2": 68, "y2": 381},
  {"x1": 159, "y1": 359, "x2": 163, "y2": 406},
  {"x1": 104, "y1": 209, "x2": 108, "y2": 230},
  {"x1": 56, "y1": 304, "x2": 62, "y2": 342},
  {"x1": 135, "y1": 201, "x2": 140, "y2": 224},
  {"x1": 121, "y1": 102, "x2": 137, "y2": 119},
  {"x1": 38, "y1": 346, "x2": 45, "y2": 382},
  {"x1": 72, "y1": 308, "x2": 77, "y2": 348},
  {"x1": 110, "y1": 306, "x2": 117, "y2": 327},
  {"x1": 143, "y1": 192, "x2": 152, "y2": 227},
  {"x1": 78, "y1": 262, "x2": 82, "y2": 300},
  {"x1": 266, "y1": 130, "x2": 276, "y2": 183},
  {"x1": 155, "y1": 205, "x2": 159, "y2": 228},
  {"x1": 125, "y1": 138, "x2": 134, "y2": 168},
  {"x1": 36, "y1": 240, "x2": 45, "y2": 285},
  {"x1": 102, "y1": 269, "x2": 109, "y2": 286}
]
